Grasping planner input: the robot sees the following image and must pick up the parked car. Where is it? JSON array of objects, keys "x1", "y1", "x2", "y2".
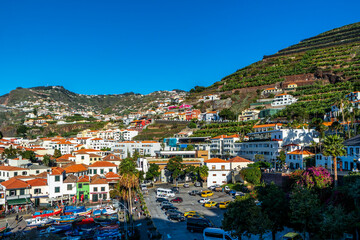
[
  {"x1": 228, "y1": 190, "x2": 236, "y2": 195},
  {"x1": 189, "y1": 190, "x2": 200, "y2": 196},
  {"x1": 201, "y1": 190, "x2": 214, "y2": 197},
  {"x1": 161, "y1": 201, "x2": 172, "y2": 207},
  {"x1": 187, "y1": 217, "x2": 214, "y2": 232},
  {"x1": 184, "y1": 211, "x2": 202, "y2": 218},
  {"x1": 218, "y1": 200, "x2": 231, "y2": 209},
  {"x1": 168, "y1": 213, "x2": 185, "y2": 222},
  {"x1": 209, "y1": 184, "x2": 220, "y2": 190},
  {"x1": 165, "y1": 209, "x2": 183, "y2": 216},
  {"x1": 171, "y1": 187, "x2": 179, "y2": 194},
  {"x1": 161, "y1": 205, "x2": 178, "y2": 211},
  {"x1": 224, "y1": 186, "x2": 230, "y2": 192},
  {"x1": 170, "y1": 197, "x2": 183, "y2": 203},
  {"x1": 156, "y1": 197, "x2": 168, "y2": 203},
  {"x1": 183, "y1": 183, "x2": 190, "y2": 188},
  {"x1": 203, "y1": 228, "x2": 238, "y2": 240},
  {"x1": 140, "y1": 184, "x2": 148, "y2": 191},
  {"x1": 234, "y1": 192, "x2": 245, "y2": 197},
  {"x1": 199, "y1": 198, "x2": 211, "y2": 204},
  {"x1": 194, "y1": 182, "x2": 201, "y2": 187},
  {"x1": 214, "y1": 186, "x2": 223, "y2": 192},
  {"x1": 204, "y1": 201, "x2": 217, "y2": 208}
]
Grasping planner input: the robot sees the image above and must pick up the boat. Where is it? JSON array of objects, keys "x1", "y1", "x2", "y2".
[
  {"x1": 50, "y1": 215, "x2": 77, "y2": 223},
  {"x1": 32, "y1": 208, "x2": 62, "y2": 218},
  {"x1": 51, "y1": 222, "x2": 73, "y2": 231},
  {"x1": 74, "y1": 207, "x2": 92, "y2": 216},
  {"x1": 93, "y1": 214, "x2": 118, "y2": 225},
  {"x1": 74, "y1": 217, "x2": 94, "y2": 225},
  {"x1": 63, "y1": 206, "x2": 86, "y2": 215},
  {"x1": 101, "y1": 206, "x2": 117, "y2": 215},
  {"x1": 39, "y1": 226, "x2": 63, "y2": 235},
  {"x1": 26, "y1": 217, "x2": 54, "y2": 227}
]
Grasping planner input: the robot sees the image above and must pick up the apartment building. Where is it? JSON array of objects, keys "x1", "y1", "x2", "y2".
[
  {"x1": 112, "y1": 141, "x2": 161, "y2": 159},
  {"x1": 271, "y1": 94, "x2": 297, "y2": 107},
  {"x1": 204, "y1": 158, "x2": 231, "y2": 187},
  {"x1": 210, "y1": 135, "x2": 240, "y2": 159}
]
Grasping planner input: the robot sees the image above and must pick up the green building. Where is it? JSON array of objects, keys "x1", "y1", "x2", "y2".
[{"x1": 77, "y1": 175, "x2": 90, "y2": 202}]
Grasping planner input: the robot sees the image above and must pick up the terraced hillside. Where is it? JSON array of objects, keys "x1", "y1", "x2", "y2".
[{"x1": 192, "y1": 121, "x2": 256, "y2": 138}]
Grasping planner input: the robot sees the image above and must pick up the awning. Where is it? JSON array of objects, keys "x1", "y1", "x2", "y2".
[{"x1": 7, "y1": 198, "x2": 31, "y2": 205}]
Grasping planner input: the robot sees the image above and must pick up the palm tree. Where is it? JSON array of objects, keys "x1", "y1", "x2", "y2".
[
  {"x1": 118, "y1": 173, "x2": 139, "y2": 215},
  {"x1": 198, "y1": 165, "x2": 209, "y2": 187},
  {"x1": 323, "y1": 135, "x2": 346, "y2": 187},
  {"x1": 330, "y1": 121, "x2": 342, "y2": 136}
]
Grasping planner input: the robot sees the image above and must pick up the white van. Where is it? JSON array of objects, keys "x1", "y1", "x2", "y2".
[
  {"x1": 156, "y1": 188, "x2": 175, "y2": 197},
  {"x1": 203, "y1": 228, "x2": 237, "y2": 240}
]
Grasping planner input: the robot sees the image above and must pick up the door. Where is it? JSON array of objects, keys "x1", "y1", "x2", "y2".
[
  {"x1": 92, "y1": 194, "x2": 98, "y2": 202},
  {"x1": 35, "y1": 198, "x2": 40, "y2": 207}
]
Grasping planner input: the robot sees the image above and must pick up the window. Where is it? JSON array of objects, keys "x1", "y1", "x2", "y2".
[
  {"x1": 94, "y1": 169, "x2": 97, "y2": 174},
  {"x1": 55, "y1": 176, "x2": 60, "y2": 182},
  {"x1": 213, "y1": 174, "x2": 216, "y2": 176},
  {"x1": 78, "y1": 183, "x2": 83, "y2": 188},
  {"x1": 81, "y1": 156, "x2": 84, "y2": 160},
  {"x1": 36, "y1": 170, "x2": 40, "y2": 174},
  {"x1": 100, "y1": 169, "x2": 104, "y2": 174},
  {"x1": 212, "y1": 165, "x2": 215, "y2": 170},
  {"x1": 67, "y1": 184, "x2": 72, "y2": 190},
  {"x1": 101, "y1": 187, "x2": 105, "y2": 191},
  {"x1": 221, "y1": 165, "x2": 225, "y2": 170},
  {"x1": 20, "y1": 189, "x2": 25, "y2": 195},
  {"x1": 222, "y1": 174, "x2": 226, "y2": 176},
  {"x1": 10, "y1": 190, "x2": 16, "y2": 196},
  {"x1": 109, "y1": 169, "x2": 113, "y2": 172},
  {"x1": 55, "y1": 187, "x2": 60, "y2": 193},
  {"x1": 14, "y1": 172, "x2": 18, "y2": 176},
  {"x1": 94, "y1": 187, "x2": 98, "y2": 192},
  {"x1": 34, "y1": 188, "x2": 41, "y2": 194},
  {"x1": 103, "y1": 194, "x2": 106, "y2": 200},
  {"x1": 22, "y1": 171, "x2": 27, "y2": 175}
]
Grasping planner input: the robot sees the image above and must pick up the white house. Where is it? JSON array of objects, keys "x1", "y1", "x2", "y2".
[
  {"x1": 8, "y1": 157, "x2": 31, "y2": 167},
  {"x1": 0, "y1": 166, "x2": 30, "y2": 181},
  {"x1": 28, "y1": 165, "x2": 51, "y2": 176},
  {"x1": 228, "y1": 156, "x2": 253, "y2": 170},
  {"x1": 26, "y1": 178, "x2": 49, "y2": 206},
  {"x1": 62, "y1": 174, "x2": 77, "y2": 203},
  {"x1": 88, "y1": 161, "x2": 117, "y2": 176},
  {"x1": 286, "y1": 149, "x2": 315, "y2": 169},
  {"x1": 112, "y1": 141, "x2": 161, "y2": 159},
  {"x1": 271, "y1": 94, "x2": 297, "y2": 106},
  {"x1": 89, "y1": 175, "x2": 109, "y2": 203},
  {"x1": 47, "y1": 167, "x2": 66, "y2": 203},
  {"x1": 1, "y1": 178, "x2": 31, "y2": 209},
  {"x1": 201, "y1": 111, "x2": 221, "y2": 122},
  {"x1": 204, "y1": 158, "x2": 231, "y2": 187}
]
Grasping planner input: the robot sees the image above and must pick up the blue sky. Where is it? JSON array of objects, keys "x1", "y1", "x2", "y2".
[{"x1": 0, "y1": 0, "x2": 359, "y2": 95}]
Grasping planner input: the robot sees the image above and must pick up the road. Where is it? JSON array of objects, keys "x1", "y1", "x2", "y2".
[{"x1": 145, "y1": 184, "x2": 233, "y2": 240}]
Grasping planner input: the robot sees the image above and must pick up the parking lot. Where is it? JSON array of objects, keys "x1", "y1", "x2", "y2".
[{"x1": 145, "y1": 184, "x2": 234, "y2": 240}]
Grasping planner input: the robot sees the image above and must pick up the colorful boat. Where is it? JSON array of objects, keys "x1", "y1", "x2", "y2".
[
  {"x1": 26, "y1": 217, "x2": 54, "y2": 227},
  {"x1": 50, "y1": 215, "x2": 77, "y2": 223},
  {"x1": 51, "y1": 222, "x2": 73, "y2": 231},
  {"x1": 74, "y1": 207, "x2": 92, "y2": 216},
  {"x1": 93, "y1": 214, "x2": 118, "y2": 225},
  {"x1": 32, "y1": 208, "x2": 62, "y2": 218},
  {"x1": 63, "y1": 206, "x2": 86, "y2": 214},
  {"x1": 101, "y1": 206, "x2": 117, "y2": 215},
  {"x1": 75, "y1": 217, "x2": 94, "y2": 225}
]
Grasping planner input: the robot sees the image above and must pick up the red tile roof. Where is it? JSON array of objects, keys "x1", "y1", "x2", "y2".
[
  {"x1": 26, "y1": 178, "x2": 47, "y2": 186},
  {"x1": 50, "y1": 167, "x2": 65, "y2": 175},
  {"x1": 253, "y1": 123, "x2": 283, "y2": 128},
  {"x1": 89, "y1": 161, "x2": 117, "y2": 168},
  {"x1": 288, "y1": 150, "x2": 314, "y2": 155},
  {"x1": 0, "y1": 166, "x2": 26, "y2": 171},
  {"x1": 1, "y1": 178, "x2": 30, "y2": 189},
  {"x1": 78, "y1": 175, "x2": 90, "y2": 183},
  {"x1": 204, "y1": 158, "x2": 228, "y2": 163},
  {"x1": 90, "y1": 175, "x2": 108, "y2": 185},
  {"x1": 105, "y1": 172, "x2": 120, "y2": 179},
  {"x1": 64, "y1": 164, "x2": 88, "y2": 173},
  {"x1": 103, "y1": 154, "x2": 122, "y2": 161},
  {"x1": 228, "y1": 156, "x2": 253, "y2": 163}
]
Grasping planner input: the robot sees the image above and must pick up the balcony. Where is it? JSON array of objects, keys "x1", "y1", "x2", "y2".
[{"x1": 7, "y1": 194, "x2": 31, "y2": 200}]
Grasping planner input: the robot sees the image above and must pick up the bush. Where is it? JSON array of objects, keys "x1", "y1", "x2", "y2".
[{"x1": 240, "y1": 167, "x2": 261, "y2": 185}]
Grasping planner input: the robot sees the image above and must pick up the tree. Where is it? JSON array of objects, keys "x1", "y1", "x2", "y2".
[
  {"x1": 222, "y1": 198, "x2": 270, "y2": 240},
  {"x1": 186, "y1": 145, "x2": 194, "y2": 151},
  {"x1": 254, "y1": 154, "x2": 265, "y2": 162},
  {"x1": 3, "y1": 145, "x2": 18, "y2": 159},
  {"x1": 240, "y1": 167, "x2": 261, "y2": 185},
  {"x1": 100, "y1": 147, "x2": 111, "y2": 151},
  {"x1": 166, "y1": 156, "x2": 185, "y2": 185},
  {"x1": 146, "y1": 163, "x2": 160, "y2": 181},
  {"x1": 219, "y1": 109, "x2": 236, "y2": 121},
  {"x1": 289, "y1": 188, "x2": 321, "y2": 239},
  {"x1": 53, "y1": 149, "x2": 62, "y2": 158},
  {"x1": 323, "y1": 135, "x2": 346, "y2": 187},
  {"x1": 276, "y1": 150, "x2": 286, "y2": 168},
  {"x1": 16, "y1": 125, "x2": 28, "y2": 138},
  {"x1": 197, "y1": 165, "x2": 209, "y2": 186},
  {"x1": 119, "y1": 157, "x2": 138, "y2": 175},
  {"x1": 20, "y1": 150, "x2": 36, "y2": 163},
  {"x1": 188, "y1": 122, "x2": 197, "y2": 129},
  {"x1": 43, "y1": 155, "x2": 54, "y2": 167},
  {"x1": 257, "y1": 183, "x2": 289, "y2": 240}
]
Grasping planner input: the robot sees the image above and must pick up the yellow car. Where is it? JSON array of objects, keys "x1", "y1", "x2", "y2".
[
  {"x1": 201, "y1": 190, "x2": 214, "y2": 197},
  {"x1": 218, "y1": 200, "x2": 231, "y2": 209},
  {"x1": 184, "y1": 211, "x2": 202, "y2": 218},
  {"x1": 204, "y1": 201, "x2": 217, "y2": 208}
]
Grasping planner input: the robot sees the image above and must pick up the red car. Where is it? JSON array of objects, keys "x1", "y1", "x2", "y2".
[{"x1": 170, "y1": 197, "x2": 183, "y2": 203}]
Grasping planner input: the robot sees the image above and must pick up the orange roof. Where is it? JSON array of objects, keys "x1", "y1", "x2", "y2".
[
  {"x1": 211, "y1": 135, "x2": 228, "y2": 139},
  {"x1": 89, "y1": 154, "x2": 102, "y2": 158},
  {"x1": 228, "y1": 156, "x2": 253, "y2": 163},
  {"x1": 288, "y1": 150, "x2": 314, "y2": 155},
  {"x1": 56, "y1": 154, "x2": 73, "y2": 161},
  {"x1": 204, "y1": 158, "x2": 228, "y2": 163},
  {"x1": 0, "y1": 166, "x2": 26, "y2": 171},
  {"x1": 73, "y1": 149, "x2": 100, "y2": 154},
  {"x1": 35, "y1": 172, "x2": 48, "y2": 178},
  {"x1": 1, "y1": 178, "x2": 29, "y2": 189},
  {"x1": 78, "y1": 175, "x2": 90, "y2": 183},
  {"x1": 51, "y1": 167, "x2": 65, "y2": 175},
  {"x1": 103, "y1": 154, "x2": 121, "y2": 161},
  {"x1": 275, "y1": 93, "x2": 287, "y2": 97},
  {"x1": 26, "y1": 178, "x2": 47, "y2": 187},
  {"x1": 105, "y1": 172, "x2": 120, "y2": 179},
  {"x1": 253, "y1": 123, "x2": 283, "y2": 128},
  {"x1": 89, "y1": 161, "x2": 117, "y2": 168},
  {"x1": 64, "y1": 164, "x2": 88, "y2": 173},
  {"x1": 265, "y1": 88, "x2": 275, "y2": 90},
  {"x1": 90, "y1": 175, "x2": 108, "y2": 185}
]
